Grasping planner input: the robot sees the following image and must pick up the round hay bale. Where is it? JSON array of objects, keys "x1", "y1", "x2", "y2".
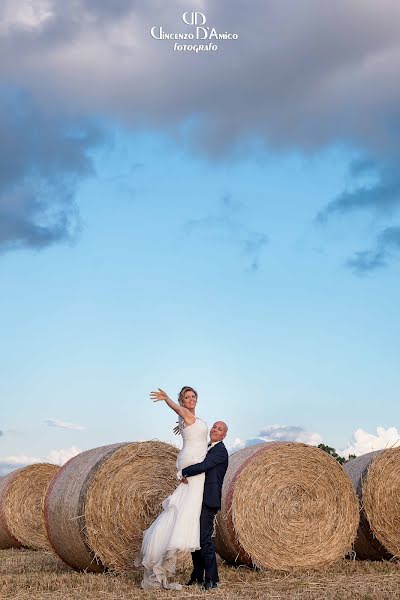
[
  {"x1": 45, "y1": 441, "x2": 180, "y2": 573},
  {"x1": 215, "y1": 442, "x2": 359, "y2": 571},
  {"x1": 0, "y1": 464, "x2": 60, "y2": 550},
  {"x1": 344, "y1": 448, "x2": 400, "y2": 560},
  {"x1": 0, "y1": 476, "x2": 22, "y2": 549}
]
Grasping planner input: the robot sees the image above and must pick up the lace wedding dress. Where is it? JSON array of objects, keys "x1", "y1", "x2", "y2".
[{"x1": 134, "y1": 417, "x2": 208, "y2": 589}]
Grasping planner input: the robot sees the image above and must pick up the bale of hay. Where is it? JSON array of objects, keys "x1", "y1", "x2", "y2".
[
  {"x1": 45, "y1": 441, "x2": 180, "y2": 573},
  {"x1": 0, "y1": 464, "x2": 60, "y2": 550},
  {"x1": 344, "y1": 448, "x2": 400, "y2": 560},
  {"x1": 215, "y1": 442, "x2": 359, "y2": 571},
  {"x1": 0, "y1": 476, "x2": 22, "y2": 550}
]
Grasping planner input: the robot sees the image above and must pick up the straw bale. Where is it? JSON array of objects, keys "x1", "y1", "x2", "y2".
[
  {"x1": 216, "y1": 442, "x2": 359, "y2": 571},
  {"x1": 45, "y1": 441, "x2": 180, "y2": 573},
  {"x1": 0, "y1": 476, "x2": 22, "y2": 549},
  {"x1": 0, "y1": 464, "x2": 59, "y2": 550},
  {"x1": 344, "y1": 448, "x2": 400, "y2": 560}
]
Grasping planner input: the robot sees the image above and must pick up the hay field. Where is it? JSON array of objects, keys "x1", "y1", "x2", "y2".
[{"x1": 2, "y1": 550, "x2": 400, "y2": 599}]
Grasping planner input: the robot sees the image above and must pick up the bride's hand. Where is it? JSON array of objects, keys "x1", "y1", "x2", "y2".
[{"x1": 150, "y1": 388, "x2": 170, "y2": 402}]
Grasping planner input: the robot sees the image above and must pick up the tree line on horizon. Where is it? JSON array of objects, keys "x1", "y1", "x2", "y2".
[{"x1": 317, "y1": 444, "x2": 356, "y2": 465}]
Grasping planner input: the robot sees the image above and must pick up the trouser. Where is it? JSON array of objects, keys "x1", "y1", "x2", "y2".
[{"x1": 191, "y1": 503, "x2": 219, "y2": 583}]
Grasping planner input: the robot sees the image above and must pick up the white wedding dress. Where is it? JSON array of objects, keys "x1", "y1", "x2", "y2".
[{"x1": 135, "y1": 417, "x2": 208, "y2": 589}]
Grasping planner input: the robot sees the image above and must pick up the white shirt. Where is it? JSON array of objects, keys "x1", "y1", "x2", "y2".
[{"x1": 208, "y1": 441, "x2": 221, "y2": 450}]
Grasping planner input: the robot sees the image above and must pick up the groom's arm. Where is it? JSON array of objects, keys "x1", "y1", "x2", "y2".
[{"x1": 182, "y1": 445, "x2": 227, "y2": 478}]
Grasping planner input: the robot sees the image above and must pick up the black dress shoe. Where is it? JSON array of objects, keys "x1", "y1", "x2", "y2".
[
  {"x1": 203, "y1": 581, "x2": 218, "y2": 590},
  {"x1": 186, "y1": 578, "x2": 204, "y2": 586}
]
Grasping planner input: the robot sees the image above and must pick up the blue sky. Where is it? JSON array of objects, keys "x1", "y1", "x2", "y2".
[{"x1": 1, "y1": 1, "x2": 400, "y2": 473}]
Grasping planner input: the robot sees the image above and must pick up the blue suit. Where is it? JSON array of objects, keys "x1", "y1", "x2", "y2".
[{"x1": 182, "y1": 441, "x2": 228, "y2": 583}]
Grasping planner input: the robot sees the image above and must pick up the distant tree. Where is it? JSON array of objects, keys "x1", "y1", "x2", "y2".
[{"x1": 317, "y1": 444, "x2": 355, "y2": 464}]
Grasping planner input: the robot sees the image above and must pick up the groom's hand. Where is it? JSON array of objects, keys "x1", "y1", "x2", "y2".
[{"x1": 180, "y1": 476, "x2": 188, "y2": 484}]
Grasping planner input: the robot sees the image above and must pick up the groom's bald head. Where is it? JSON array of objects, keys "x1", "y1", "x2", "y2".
[{"x1": 210, "y1": 421, "x2": 228, "y2": 443}]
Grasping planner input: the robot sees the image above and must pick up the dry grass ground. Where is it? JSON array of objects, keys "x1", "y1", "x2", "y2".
[{"x1": 2, "y1": 549, "x2": 400, "y2": 599}]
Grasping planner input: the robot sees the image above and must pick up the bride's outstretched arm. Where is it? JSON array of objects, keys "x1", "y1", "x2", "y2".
[{"x1": 150, "y1": 388, "x2": 195, "y2": 426}]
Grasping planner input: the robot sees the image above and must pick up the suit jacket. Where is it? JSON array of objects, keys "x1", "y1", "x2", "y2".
[{"x1": 182, "y1": 441, "x2": 228, "y2": 509}]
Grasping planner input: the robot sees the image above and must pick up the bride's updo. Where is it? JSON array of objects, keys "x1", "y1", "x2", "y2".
[{"x1": 178, "y1": 386, "x2": 198, "y2": 406}]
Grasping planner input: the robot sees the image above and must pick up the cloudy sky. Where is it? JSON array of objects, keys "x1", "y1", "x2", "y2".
[{"x1": 1, "y1": 0, "x2": 400, "y2": 474}]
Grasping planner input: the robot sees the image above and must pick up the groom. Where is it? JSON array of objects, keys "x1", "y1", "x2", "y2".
[{"x1": 180, "y1": 421, "x2": 229, "y2": 590}]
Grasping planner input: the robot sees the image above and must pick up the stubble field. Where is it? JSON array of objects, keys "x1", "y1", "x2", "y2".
[{"x1": 1, "y1": 549, "x2": 400, "y2": 600}]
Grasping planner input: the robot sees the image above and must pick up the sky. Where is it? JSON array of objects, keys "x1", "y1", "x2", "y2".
[{"x1": 1, "y1": 0, "x2": 400, "y2": 475}]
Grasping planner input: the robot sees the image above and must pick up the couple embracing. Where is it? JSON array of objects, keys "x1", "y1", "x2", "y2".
[{"x1": 135, "y1": 386, "x2": 229, "y2": 590}]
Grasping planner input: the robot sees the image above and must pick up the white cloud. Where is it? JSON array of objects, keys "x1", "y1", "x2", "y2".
[
  {"x1": 46, "y1": 446, "x2": 82, "y2": 465},
  {"x1": 341, "y1": 426, "x2": 400, "y2": 457},
  {"x1": 0, "y1": 0, "x2": 53, "y2": 33},
  {"x1": 44, "y1": 418, "x2": 86, "y2": 431},
  {"x1": 0, "y1": 446, "x2": 82, "y2": 476},
  {"x1": 228, "y1": 437, "x2": 246, "y2": 453},
  {"x1": 257, "y1": 425, "x2": 322, "y2": 446},
  {"x1": 228, "y1": 425, "x2": 322, "y2": 454},
  {"x1": 0, "y1": 454, "x2": 42, "y2": 467}
]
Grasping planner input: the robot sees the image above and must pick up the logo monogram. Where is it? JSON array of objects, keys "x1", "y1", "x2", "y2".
[{"x1": 182, "y1": 11, "x2": 206, "y2": 25}]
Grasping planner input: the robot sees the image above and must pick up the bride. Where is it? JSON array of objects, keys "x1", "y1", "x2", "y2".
[{"x1": 134, "y1": 385, "x2": 208, "y2": 589}]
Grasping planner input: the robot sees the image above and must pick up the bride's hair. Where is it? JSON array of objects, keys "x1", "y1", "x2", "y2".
[
  {"x1": 177, "y1": 386, "x2": 198, "y2": 431},
  {"x1": 178, "y1": 386, "x2": 198, "y2": 406}
]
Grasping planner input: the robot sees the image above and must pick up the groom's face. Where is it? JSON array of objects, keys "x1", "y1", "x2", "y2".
[{"x1": 210, "y1": 421, "x2": 228, "y2": 443}]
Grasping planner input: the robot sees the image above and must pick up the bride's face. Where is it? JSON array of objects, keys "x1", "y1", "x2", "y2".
[{"x1": 182, "y1": 391, "x2": 197, "y2": 410}]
